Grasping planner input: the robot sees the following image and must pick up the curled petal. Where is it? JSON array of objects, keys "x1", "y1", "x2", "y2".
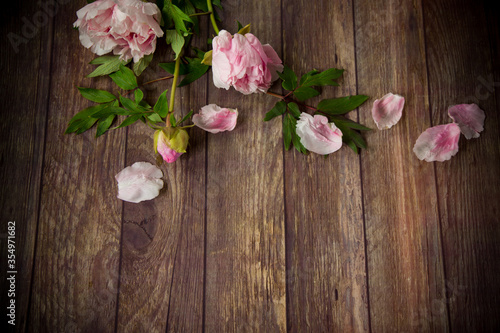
[
  {"x1": 413, "y1": 123, "x2": 461, "y2": 162},
  {"x1": 193, "y1": 104, "x2": 238, "y2": 133},
  {"x1": 115, "y1": 162, "x2": 163, "y2": 203},
  {"x1": 371, "y1": 93, "x2": 405, "y2": 130},
  {"x1": 296, "y1": 113, "x2": 343, "y2": 155},
  {"x1": 448, "y1": 103, "x2": 485, "y2": 139}
]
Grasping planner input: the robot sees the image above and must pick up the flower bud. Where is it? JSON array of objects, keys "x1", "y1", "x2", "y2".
[{"x1": 154, "y1": 128, "x2": 189, "y2": 163}]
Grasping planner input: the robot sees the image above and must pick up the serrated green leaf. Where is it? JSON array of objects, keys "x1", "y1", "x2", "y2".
[
  {"x1": 133, "y1": 53, "x2": 153, "y2": 76},
  {"x1": 293, "y1": 86, "x2": 320, "y2": 101},
  {"x1": 300, "y1": 68, "x2": 344, "y2": 87},
  {"x1": 287, "y1": 102, "x2": 301, "y2": 118},
  {"x1": 114, "y1": 114, "x2": 143, "y2": 129},
  {"x1": 317, "y1": 95, "x2": 369, "y2": 114},
  {"x1": 148, "y1": 113, "x2": 164, "y2": 123},
  {"x1": 263, "y1": 100, "x2": 286, "y2": 121},
  {"x1": 277, "y1": 65, "x2": 297, "y2": 91},
  {"x1": 178, "y1": 110, "x2": 194, "y2": 125},
  {"x1": 87, "y1": 55, "x2": 128, "y2": 78},
  {"x1": 178, "y1": 60, "x2": 209, "y2": 87},
  {"x1": 96, "y1": 115, "x2": 115, "y2": 137},
  {"x1": 109, "y1": 64, "x2": 138, "y2": 90},
  {"x1": 65, "y1": 104, "x2": 110, "y2": 134},
  {"x1": 154, "y1": 89, "x2": 169, "y2": 118},
  {"x1": 166, "y1": 30, "x2": 185, "y2": 59},
  {"x1": 77, "y1": 87, "x2": 116, "y2": 103},
  {"x1": 134, "y1": 89, "x2": 144, "y2": 103}
]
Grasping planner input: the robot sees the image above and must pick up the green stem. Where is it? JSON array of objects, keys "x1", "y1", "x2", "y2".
[
  {"x1": 189, "y1": 11, "x2": 212, "y2": 17},
  {"x1": 207, "y1": 0, "x2": 220, "y2": 34},
  {"x1": 167, "y1": 56, "x2": 182, "y2": 127},
  {"x1": 265, "y1": 91, "x2": 318, "y2": 112}
]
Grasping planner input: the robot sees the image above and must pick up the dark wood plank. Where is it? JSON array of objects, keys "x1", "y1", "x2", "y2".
[
  {"x1": 28, "y1": 1, "x2": 124, "y2": 331},
  {"x1": 282, "y1": 0, "x2": 369, "y2": 331},
  {"x1": 204, "y1": 1, "x2": 286, "y2": 331},
  {"x1": 354, "y1": 0, "x2": 449, "y2": 331},
  {"x1": 115, "y1": 24, "x2": 207, "y2": 333},
  {"x1": 423, "y1": 0, "x2": 500, "y2": 330},
  {"x1": 0, "y1": 1, "x2": 52, "y2": 331}
]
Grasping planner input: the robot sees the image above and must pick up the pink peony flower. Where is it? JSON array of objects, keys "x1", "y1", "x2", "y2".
[
  {"x1": 115, "y1": 162, "x2": 163, "y2": 203},
  {"x1": 296, "y1": 113, "x2": 343, "y2": 155},
  {"x1": 193, "y1": 104, "x2": 238, "y2": 133},
  {"x1": 74, "y1": 0, "x2": 164, "y2": 63},
  {"x1": 413, "y1": 123, "x2": 461, "y2": 162},
  {"x1": 371, "y1": 93, "x2": 405, "y2": 130},
  {"x1": 448, "y1": 103, "x2": 485, "y2": 139},
  {"x1": 212, "y1": 30, "x2": 283, "y2": 95},
  {"x1": 154, "y1": 128, "x2": 189, "y2": 163}
]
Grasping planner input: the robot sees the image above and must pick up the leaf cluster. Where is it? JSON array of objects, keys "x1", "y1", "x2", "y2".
[{"x1": 265, "y1": 65, "x2": 371, "y2": 154}]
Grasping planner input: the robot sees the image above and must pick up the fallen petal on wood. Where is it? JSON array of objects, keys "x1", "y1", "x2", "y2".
[
  {"x1": 448, "y1": 103, "x2": 485, "y2": 139},
  {"x1": 115, "y1": 162, "x2": 164, "y2": 203},
  {"x1": 413, "y1": 123, "x2": 461, "y2": 162}
]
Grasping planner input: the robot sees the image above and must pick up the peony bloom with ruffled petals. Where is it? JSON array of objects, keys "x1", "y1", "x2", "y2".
[
  {"x1": 296, "y1": 113, "x2": 343, "y2": 155},
  {"x1": 74, "y1": 0, "x2": 164, "y2": 63},
  {"x1": 154, "y1": 128, "x2": 189, "y2": 163},
  {"x1": 212, "y1": 30, "x2": 283, "y2": 95},
  {"x1": 193, "y1": 104, "x2": 238, "y2": 133},
  {"x1": 448, "y1": 103, "x2": 485, "y2": 139},
  {"x1": 115, "y1": 162, "x2": 163, "y2": 203},
  {"x1": 371, "y1": 93, "x2": 405, "y2": 130},
  {"x1": 413, "y1": 123, "x2": 461, "y2": 162}
]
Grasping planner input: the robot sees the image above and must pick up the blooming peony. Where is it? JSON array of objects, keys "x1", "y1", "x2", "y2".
[
  {"x1": 413, "y1": 123, "x2": 461, "y2": 162},
  {"x1": 193, "y1": 104, "x2": 238, "y2": 133},
  {"x1": 447, "y1": 103, "x2": 485, "y2": 139},
  {"x1": 74, "y1": 0, "x2": 164, "y2": 63},
  {"x1": 115, "y1": 162, "x2": 163, "y2": 203},
  {"x1": 154, "y1": 128, "x2": 189, "y2": 163},
  {"x1": 371, "y1": 93, "x2": 405, "y2": 130},
  {"x1": 212, "y1": 30, "x2": 283, "y2": 94},
  {"x1": 296, "y1": 113, "x2": 343, "y2": 155}
]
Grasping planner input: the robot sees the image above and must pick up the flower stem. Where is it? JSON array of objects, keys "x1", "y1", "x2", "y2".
[
  {"x1": 265, "y1": 91, "x2": 319, "y2": 112},
  {"x1": 207, "y1": 0, "x2": 220, "y2": 34},
  {"x1": 167, "y1": 56, "x2": 182, "y2": 127},
  {"x1": 189, "y1": 11, "x2": 212, "y2": 17}
]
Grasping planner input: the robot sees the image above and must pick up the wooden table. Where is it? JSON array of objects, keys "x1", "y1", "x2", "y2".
[{"x1": 1, "y1": 0, "x2": 499, "y2": 332}]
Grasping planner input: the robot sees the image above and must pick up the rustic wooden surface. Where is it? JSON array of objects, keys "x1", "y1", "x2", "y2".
[{"x1": 1, "y1": 0, "x2": 499, "y2": 332}]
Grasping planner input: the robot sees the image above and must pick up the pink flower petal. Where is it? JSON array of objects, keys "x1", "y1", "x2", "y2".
[
  {"x1": 193, "y1": 104, "x2": 238, "y2": 133},
  {"x1": 447, "y1": 103, "x2": 485, "y2": 139},
  {"x1": 413, "y1": 123, "x2": 461, "y2": 162},
  {"x1": 371, "y1": 93, "x2": 405, "y2": 130},
  {"x1": 115, "y1": 162, "x2": 163, "y2": 203},
  {"x1": 296, "y1": 113, "x2": 343, "y2": 155}
]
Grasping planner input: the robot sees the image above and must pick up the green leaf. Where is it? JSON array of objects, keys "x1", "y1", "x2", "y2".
[
  {"x1": 283, "y1": 114, "x2": 307, "y2": 153},
  {"x1": 109, "y1": 64, "x2": 138, "y2": 90},
  {"x1": 213, "y1": 0, "x2": 222, "y2": 9},
  {"x1": 159, "y1": 61, "x2": 188, "y2": 75},
  {"x1": 178, "y1": 59, "x2": 209, "y2": 87},
  {"x1": 201, "y1": 50, "x2": 212, "y2": 66},
  {"x1": 154, "y1": 89, "x2": 169, "y2": 118},
  {"x1": 293, "y1": 86, "x2": 320, "y2": 101},
  {"x1": 178, "y1": 110, "x2": 194, "y2": 125},
  {"x1": 277, "y1": 65, "x2": 297, "y2": 91},
  {"x1": 87, "y1": 55, "x2": 128, "y2": 78},
  {"x1": 119, "y1": 95, "x2": 144, "y2": 113},
  {"x1": 133, "y1": 53, "x2": 153, "y2": 76},
  {"x1": 237, "y1": 23, "x2": 251, "y2": 35},
  {"x1": 263, "y1": 100, "x2": 286, "y2": 121},
  {"x1": 92, "y1": 106, "x2": 133, "y2": 118},
  {"x1": 77, "y1": 87, "x2": 116, "y2": 103},
  {"x1": 283, "y1": 114, "x2": 292, "y2": 150},
  {"x1": 114, "y1": 114, "x2": 143, "y2": 129},
  {"x1": 134, "y1": 89, "x2": 144, "y2": 103},
  {"x1": 335, "y1": 122, "x2": 367, "y2": 150},
  {"x1": 237, "y1": 20, "x2": 243, "y2": 31},
  {"x1": 328, "y1": 115, "x2": 371, "y2": 131},
  {"x1": 170, "y1": 114, "x2": 177, "y2": 127},
  {"x1": 164, "y1": 2, "x2": 193, "y2": 35},
  {"x1": 166, "y1": 30, "x2": 185, "y2": 59},
  {"x1": 299, "y1": 69, "x2": 319, "y2": 86},
  {"x1": 75, "y1": 117, "x2": 99, "y2": 134},
  {"x1": 190, "y1": 0, "x2": 209, "y2": 12},
  {"x1": 96, "y1": 115, "x2": 115, "y2": 137},
  {"x1": 287, "y1": 102, "x2": 301, "y2": 118},
  {"x1": 346, "y1": 140, "x2": 358, "y2": 154},
  {"x1": 300, "y1": 68, "x2": 344, "y2": 87},
  {"x1": 148, "y1": 113, "x2": 164, "y2": 123},
  {"x1": 65, "y1": 104, "x2": 109, "y2": 134},
  {"x1": 317, "y1": 95, "x2": 369, "y2": 114}
]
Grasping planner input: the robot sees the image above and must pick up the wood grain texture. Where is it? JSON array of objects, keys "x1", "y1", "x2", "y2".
[
  {"x1": 116, "y1": 35, "x2": 207, "y2": 332},
  {"x1": 0, "y1": 1, "x2": 52, "y2": 331},
  {"x1": 28, "y1": 1, "x2": 124, "y2": 331},
  {"x1": 424, "y1": 0, "x2": 500, "y2": 330},
  {"x1": 204, "y1": 1, "x2": 286, "y2": 331},
  {"x1": 282, "y1": 0, "x2": 369, "y2": 331},
  {"x1": 354, "y1": 0, "x2": 448, "y2": 331}
]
